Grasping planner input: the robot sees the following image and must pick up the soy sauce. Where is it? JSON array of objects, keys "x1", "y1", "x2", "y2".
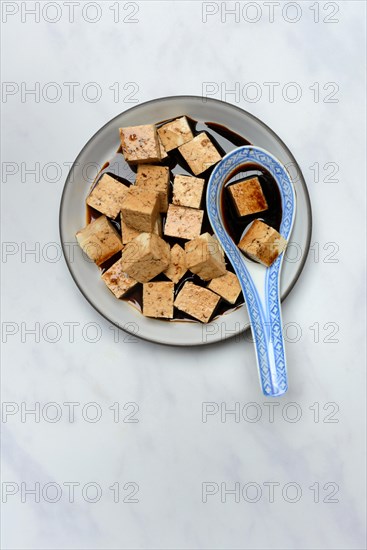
[
  {"x1": 221, "y1": 164, "x2": 282, "y2": 244},
  {"x1": 85, "y1": 117, "x2": 281, "y2": 322}
]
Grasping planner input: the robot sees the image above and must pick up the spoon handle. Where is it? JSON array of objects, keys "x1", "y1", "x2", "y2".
[{"x1": 237, "y1": 256, "x2": 288, "y2": 397}]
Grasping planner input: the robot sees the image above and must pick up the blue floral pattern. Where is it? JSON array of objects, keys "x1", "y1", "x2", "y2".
[{"x1": 207, "y1": 147, "x2": 296, "y2": 396}]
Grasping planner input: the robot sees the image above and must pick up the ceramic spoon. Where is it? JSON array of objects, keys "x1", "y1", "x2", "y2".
[{"x1": 207, "y1": 146, "x2": 296, "y2": 397}]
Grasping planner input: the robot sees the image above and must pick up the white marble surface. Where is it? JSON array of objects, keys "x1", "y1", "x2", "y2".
[{"x1": 1, "y1": 1, "x2": 366, "y2": 549}]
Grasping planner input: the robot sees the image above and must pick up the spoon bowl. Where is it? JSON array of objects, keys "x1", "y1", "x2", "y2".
[{"x1": 207, "y1": 146, "x2": 296, "y2": 396}]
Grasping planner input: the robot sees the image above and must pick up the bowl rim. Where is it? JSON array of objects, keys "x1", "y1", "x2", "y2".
[{"x1": 59, "y1": 95, "x2": 312, "y2": 347}]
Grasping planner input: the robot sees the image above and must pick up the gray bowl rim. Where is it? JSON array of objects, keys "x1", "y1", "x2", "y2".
[{"x1": 59, "y1": 95, "x2": 312, "y2": 347}]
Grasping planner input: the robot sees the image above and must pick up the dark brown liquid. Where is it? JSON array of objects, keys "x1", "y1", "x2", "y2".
[
  {"x1": 221, "y1": 165, "x2": 282, "y2": 244},
  {"x1": 86, "y1": 117, "x2": 281, "y2": 322}
]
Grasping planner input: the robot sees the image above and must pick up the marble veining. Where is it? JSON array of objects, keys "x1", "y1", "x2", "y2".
[{"x1": 1, "y1": 1, "x2": 365, "y2": 549}]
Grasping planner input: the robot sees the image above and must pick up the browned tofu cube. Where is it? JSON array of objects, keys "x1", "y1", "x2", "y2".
[
  {"x1": 164, "y1": 205, "x2": 203, "y2": 240},
  {"x1": 121, "y1": 187, "x2": 159, "y2": 233},
  {"x1": 120, "y1": 212, "x2": 162, "y2": 244},
  {"x1": 228, "y1": 177, "x2": 268, "y2": 217},
  {"x1": 101, "y1": 258, "x2": 138, "y2": 298},
  {"x1": 174, "y1": 282, "x2": 220, "y2": 323},
  {"x1": 207, "y1": 271, "x2": 242, "y2": 305},
  {"x1": 163, "y1": 244, "x2": 187, "y2": 283},
  {"x1": 143, "y1": 281, "x2": 174, "y2": 319},
  {"x1": 172, "y1": 174, "x2": 205, "y2": 209},
  {"x1": 86, "y1": 174, "x2": 129, "y2": 218},
  {"x1": 178, "y1": 132, "x2": 221, "y2": 175},
  {"x1": 119, "y1": 124, "x2": 161, "y2": 164},
  {"x1": 238, "y1": 220, "x2": 287, "y2": 267},
  {"x1": 76, "y1": 215, "x2": 123, "y2": 266},
  {"x1": 136, "y1": 165, "x2": 170, "y2": 212},
  {"x1": 120, "y1": 232, "x2": 170, "y2": 283},
  {"x1": 185, "y1": 233, "x2": 226, "y2": 281},
  {"x1": 157, "y1": 116, "x2": 194, "y2": 152}
]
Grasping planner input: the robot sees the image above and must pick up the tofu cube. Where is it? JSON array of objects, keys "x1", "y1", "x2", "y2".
[
  {"x1": 121, "y1": 187, "x2": 159, "y2": 233},
  {"x1": 119, "y1": 124, "x2": 161, "y2": 164},
  {"x1": 174, "y1": 282, "x2": 220, "y2": 323},
  {"x1": 164, "y1": 205, "x2": 203, "y2": 240},
  {"x1": 157, "y1": 116, "x2": 194, "y2": 152},
  {"x1": 86, "y1": 174, "x2": 129, "y2": 218},
  {"x1": 158, "y1": 136, "x2": 168, "y2": 159},
  {"x1": 228, "y1": 177, "x2": 268, "y2": 217},
  {"x1": 120, "y1": 232, "x2": 170, "y2": 283},
  {"x1": 172, "y1": 174, "x2": 205, "y2": 209},
  {"x1": 101, "y1": 258, "x2": 138, "y2": 298},
  {"x1": 207, "y1": 271, "x2": 242, "y2": 305},
  {"x1": 121, "y1": 212, "x2": 162, "y2": 244},
  {"x1": 178, "y1": 132, "x2": 221, "y2": 175},
  {"x1": 185, "y1": 233, "x2": 226, "y2": 281},
  {"x1": 163, "y1": 244, "x2": 187, "y2": 283},
  {"x1": 136, "y1": 165, "x2": 170, "y2": 212},
  {"x1": 238, "y1": 220, "x2": 287, "y2": 267},
  {"x1": 76, "y1": 215, "x2": 123, "y2": 266},
  {"x1": 143, "y1": 281, "x2": 174, "y2": 319}
]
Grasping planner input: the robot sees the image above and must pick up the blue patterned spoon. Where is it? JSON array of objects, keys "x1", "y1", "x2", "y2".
[{"x1": 207, "y1": 146, "x2": 296, "y2": 396}]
